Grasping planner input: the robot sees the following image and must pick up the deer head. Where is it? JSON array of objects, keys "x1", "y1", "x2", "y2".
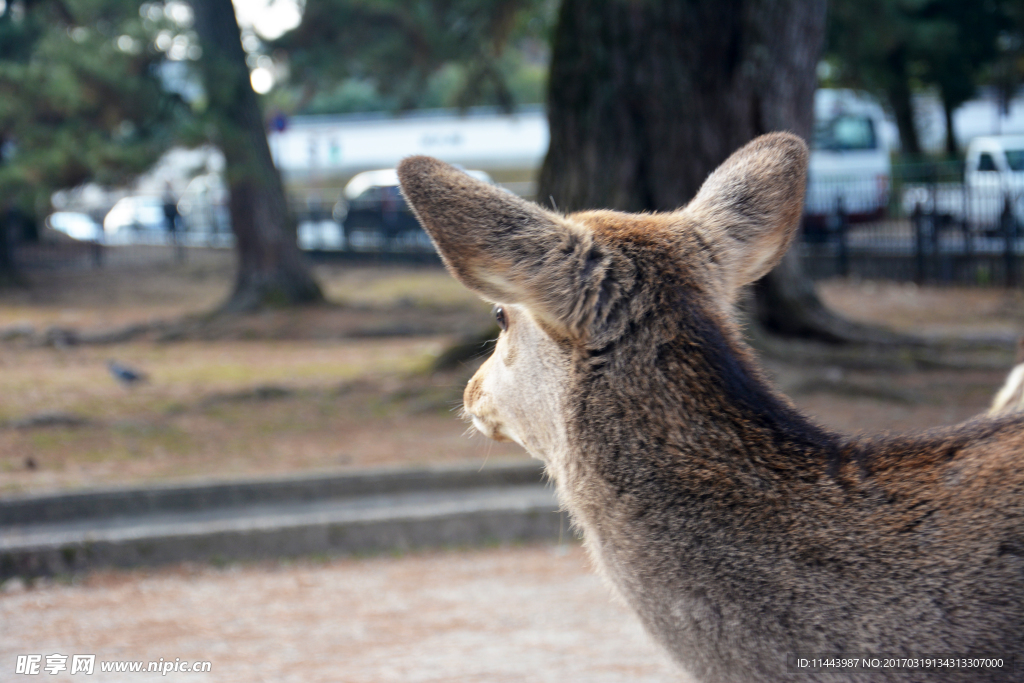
[{"x1": 397, "y1": 133, "x2": 806, "y2": 478}]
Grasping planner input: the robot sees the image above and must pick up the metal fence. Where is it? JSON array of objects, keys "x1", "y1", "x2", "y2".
[
  {"x1": 12, "y1": 193, "x2": 441, "y2": 273},
  {"x1": 13, "y1": 169, "x2": 1024, "y2": 286},
  {"x1": 800, "y1": 162, "x2": 1023, "y2": 286}
]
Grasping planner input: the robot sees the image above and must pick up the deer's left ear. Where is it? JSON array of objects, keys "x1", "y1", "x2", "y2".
[
  {"x1": 398, "y1": 156, "x2": 614, "y2": 338},
  {"x1": 680, "y1": 132, "x2": 808, "y2": 301}
]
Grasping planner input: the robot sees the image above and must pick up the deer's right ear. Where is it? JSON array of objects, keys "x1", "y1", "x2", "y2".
[
  {"x1": 680, "y1": 133, "x2": 808, "y2": 303},
  {"x1": 398, "y1": 156, "x2": 611, "y2": 337}
]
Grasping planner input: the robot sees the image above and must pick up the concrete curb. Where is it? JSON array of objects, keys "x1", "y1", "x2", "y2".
[
  {"x1": 0, "y1": 461, "x2": 567, "y2": 579},
  {"x1": 0, "y1": 459, "x2": 544, "y2": 525}
]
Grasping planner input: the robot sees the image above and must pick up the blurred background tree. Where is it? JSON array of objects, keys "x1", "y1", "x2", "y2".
[
  {"x1": 536, "y1": 0, "x2": 886, "y2": 344},
  {"x1": 190, "y1": 0, "x2": 323, "y2": 311},
  {"x1": 824, "y1": 0, "x2": 1009, "y2": 158},
  {"x1": 274, "y1": 0, "x2": 555, "y2": 115},
  {"x1": 0, "y1": 0, "x2": 323, "y2": 309},
  {"x1": 0, "y1": 0, "x2": 185, "y2": 280},
  {"x1": 7, "y1": 0, "x2": 1024, "y2": 322}
]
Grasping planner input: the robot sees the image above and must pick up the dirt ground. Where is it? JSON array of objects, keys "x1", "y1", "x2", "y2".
[
  {"x1": 818, "y1": 278, "x2": 1024, "y2": 338},
  {"x1": 0, "y1": 543, "x2": 683, "y2": 683},
  {"x1": 2, "y1": 256, "x2": 1023, "y2": 681},
  {"x1": 0, "y1": 256, "x2": 526, "y2": 494},
  {"x1": 0, "y1": 255, "x2": 1020, "y2": 494}
]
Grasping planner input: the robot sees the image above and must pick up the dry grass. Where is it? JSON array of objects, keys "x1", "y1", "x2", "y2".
[
  {"x1": 0, "y1": 257, "x2": 1019, "y2": 495},
  {"x1": 0, "y1": 255, "x2": 516, "y2": 494},
  {"x1": 0, "y1": 336, "x2": 528, "y2": 494},
  {"x1": 0, "y1": 250, "x2": 483, "y2": 334}
]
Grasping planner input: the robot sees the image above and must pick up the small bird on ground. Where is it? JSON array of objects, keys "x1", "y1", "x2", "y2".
[{"x1": 107, "y1": 359, "x2": 149, "y2": 386}]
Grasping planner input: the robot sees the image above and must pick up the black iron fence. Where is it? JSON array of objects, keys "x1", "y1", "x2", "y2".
[
  {"x1": 800, "y1": 162, "x2": 1023, "y2": 286},
  {"x1": 12, "y1": 169, "x2": 1024, "y2": 285}
]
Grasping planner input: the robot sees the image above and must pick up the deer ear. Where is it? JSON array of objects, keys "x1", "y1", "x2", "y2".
[
  {"x1": 398, "y1": 156, "x2": 610, "y2": 337},
  {"x1": 681, "y1": 132, "x2": 808, "y2": 300}
]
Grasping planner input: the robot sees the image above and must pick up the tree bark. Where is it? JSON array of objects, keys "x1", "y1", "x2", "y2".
[
  {"x1": 941, "y1": 95, "x2": 958, "y2": 156},
  {"x1": 540, "y1": 0, "x2": 825, "y2": 211},
  {"x1": 885, "y1": 46, "x2": 922, "y2": 158},
  {"x1": 0, "y1": 207, "x2": 17, "y2": 286},
  {"x1": 191, "y1": 0, "x2": 323, "y2": 312},
  {"x1": 538, "y1": 0, "x2": 898, "y2": 345}
]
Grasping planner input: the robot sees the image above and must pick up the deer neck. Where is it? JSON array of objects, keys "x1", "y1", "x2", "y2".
[{"x1": 560, "y1": 291, "x2": 839, "y2": 524}]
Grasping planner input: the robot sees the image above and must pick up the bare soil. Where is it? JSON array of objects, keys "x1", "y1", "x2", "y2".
[
  {"x1": 0, "y1": 543, "x2": 683, "y2": 683},
  {"x1": 0, "y1": 257, "x2": 525, "y2": 494},
  {"x1": 0, "y1": 257, "x2": 1020, "y2": 494},
  {"x1": 2, "y1": 258, "x2": 1022, "y2": 681},
  {"x1": 817, "y1": 278, "x2": 1024, "y2": 339}
]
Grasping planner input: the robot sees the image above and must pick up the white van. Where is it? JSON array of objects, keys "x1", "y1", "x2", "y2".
[
  {"x1": 901, "y1": 135, "x2": 1024, "y2": 230},
  {"x1": 805, "y1": 89, "x2": 892, "y2": 224},
  {"x1": 964, "y1": 135, "x2": 1024, "y2": 208}
]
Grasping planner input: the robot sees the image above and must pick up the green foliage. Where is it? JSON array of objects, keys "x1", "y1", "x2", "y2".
[
  {"x1": 985, "y1": 2, "x2": 1024, "y2": 115},
  {"x1": 0, "y1": 0, "x2": 189, "y2": 215},
  {"x1": 0, "y1": 0, "x2": 554, "y2": 222},
  {"x1": 274, "y1": 0, "x2": 556, "y2": 115},
  {"x1": 302, "y1": 78, "x2": 398, "y2": 115},
  {"x1": 824, "y1": 0, "x2": 1011, "y2": 156}
]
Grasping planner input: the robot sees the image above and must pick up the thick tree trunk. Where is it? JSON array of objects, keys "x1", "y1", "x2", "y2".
[
  {"x1": 753, "y1": 248, "x2": 908, "y2": 344},
  {"x1": 538, "y1": 0, "x2": 901, "y2": 345},
  {"x1": 191, "y1": 0, "x2": 323, "y2": 312},
  {"x1": 540, "y1": 0, "x2": 824, "y2": 212}
]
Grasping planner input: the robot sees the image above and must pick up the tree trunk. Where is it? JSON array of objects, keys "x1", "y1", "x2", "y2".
[
  {"x1": 538, "y1": 0, "x2": 897, "y2": 345},
  {"x1": 540, "y1": 0, "x2": 826, "y2": 211},
  {"x1": 0, "y1": 136, "x2": 18, "y2": 285},
  {"x1": 885, "y1": 46, "x2": 922, "y2": 158},
  {"x1": 0, "y1": 207, "x2": 17, "y2": 286},
  {"x1": 191, "y1": 0, "x2": 323, "y2": 312},
  {"x1": 942, "y1": 95, "x2": 958, "y2": 156}
]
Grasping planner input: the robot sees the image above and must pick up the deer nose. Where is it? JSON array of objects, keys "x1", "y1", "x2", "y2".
[{"x1": 463, "y1": 371, "x2": 485, "y2": 414}]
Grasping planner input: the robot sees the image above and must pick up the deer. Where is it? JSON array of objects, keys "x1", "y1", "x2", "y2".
[{"x1": 397, "y1": 133, "x2": 1024, "y2": 683}]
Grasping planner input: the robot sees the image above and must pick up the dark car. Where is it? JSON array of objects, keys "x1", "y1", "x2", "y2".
[{"x1": 335, "y1": 168, "x2": 494, "y2": 251}]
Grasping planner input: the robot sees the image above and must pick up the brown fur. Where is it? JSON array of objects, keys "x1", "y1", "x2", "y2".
[{"x1": 398, "y1": 134, "x2": 1024, "y2": 683}]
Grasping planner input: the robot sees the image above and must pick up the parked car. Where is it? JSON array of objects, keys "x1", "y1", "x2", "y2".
[
  {"x1": 334, "y1": 168, "x2": 494, "y2": 250},
  {"x1": 103, "y1": 196, "x2": 166, "y2": 242},
  {"x1": 45, "y1": 212, "x2": 102, "y2": 242},
  {"x1": 804, "y1": 89, "x2": 892, "y2": 235},
  {"x1": 298, "y1": 218, "x2": 344, "y2": 250},
  {"x1": 901, "y1": 135, "x2": 1024, "y2": 231},
  {"x1": 295, "y1": 191, "x2": 344, "y2": 251}
]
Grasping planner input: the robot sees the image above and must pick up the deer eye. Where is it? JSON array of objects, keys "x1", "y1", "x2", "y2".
[{"x1": 494, "y1": 306, "x2": 508, "y2": 332}]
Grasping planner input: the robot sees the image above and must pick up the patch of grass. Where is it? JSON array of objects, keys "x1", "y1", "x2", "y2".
[
  {"x1": 28, "y1": 430, "x2": 78, "y2": 452},
  {"x1": 320, "y1": 268, "x2": 485, "y2": 312},
  {"x1": 0, "y1": 339, "x2": 446, "y2": 423}
]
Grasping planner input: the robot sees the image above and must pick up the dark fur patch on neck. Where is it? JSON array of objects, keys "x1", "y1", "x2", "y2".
[
  {"x1": 682, "y1": 291, "x2": 836, "y2": 462},
  {"x1": 571, "y1": 275, "x2": 840, "y2": 498}
]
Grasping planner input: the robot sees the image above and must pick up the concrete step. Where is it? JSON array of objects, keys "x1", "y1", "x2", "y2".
[
  {"x1": 0, "y1": 461, "x2": 565, "y2": 580},
  {"x1": 0, "y1": 459, "x2": 546, "y2": 525}
]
